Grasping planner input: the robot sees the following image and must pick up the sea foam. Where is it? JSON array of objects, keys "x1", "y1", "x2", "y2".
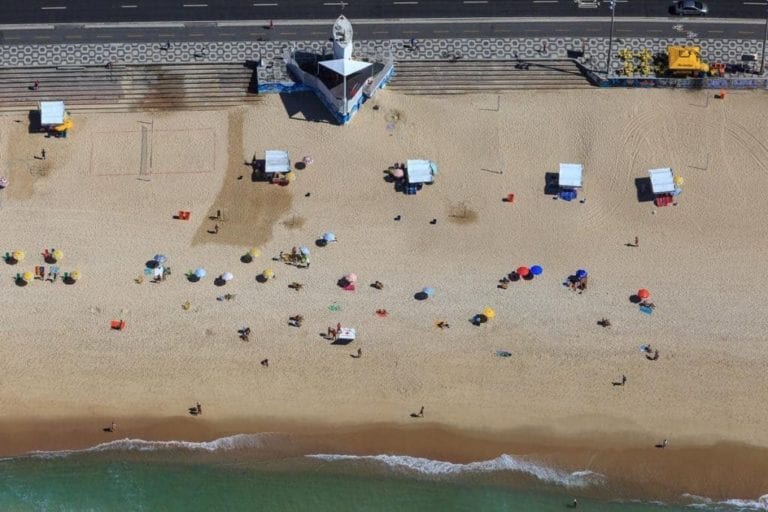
[
  {"x1": 306, "y1": 453, "x2": 603, "y2": 488},
  {"x1": 684, "y1": 492, "x2": 768, "y2": 510},
  {"x1": 25, "y1": 433, "x2": 282, "y2": 459}
]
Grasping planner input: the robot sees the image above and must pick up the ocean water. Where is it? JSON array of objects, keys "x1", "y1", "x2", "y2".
[{"x1": 0, "y1": 435, "x2": 765, "y2": 511}]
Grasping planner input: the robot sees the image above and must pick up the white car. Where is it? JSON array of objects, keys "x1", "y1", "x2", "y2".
[{"x1": 671, "y1": 0, "x2": 708, "y2": 15}]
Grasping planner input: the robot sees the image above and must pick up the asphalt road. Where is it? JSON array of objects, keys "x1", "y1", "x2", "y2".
[
  {"x1": 1, "y1": 18, "x2": 764, "y2": 46},
  {"x1": 2, "y1": 0, "x2": 766, "y2": 24}
]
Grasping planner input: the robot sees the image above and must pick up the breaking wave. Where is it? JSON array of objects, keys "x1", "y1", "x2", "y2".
[{"x1": 306, "y1": 452, "x2": 603, "y2": 488}]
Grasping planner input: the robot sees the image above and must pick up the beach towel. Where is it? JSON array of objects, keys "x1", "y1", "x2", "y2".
[
  {"x1": 496, "y1": 350, "x2": 512, "y2": 358},
  {"x1": 639, "y1": 305, "x2": 653, "y2": 315}
]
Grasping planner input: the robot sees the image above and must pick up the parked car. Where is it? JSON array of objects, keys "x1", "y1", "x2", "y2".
[{"x1": 670, "y1": 0, "x2": 708, "y2": 15}]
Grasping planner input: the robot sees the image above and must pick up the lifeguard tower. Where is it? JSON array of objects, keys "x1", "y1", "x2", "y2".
[{"x1": 284, "y1": 15, "x2": 395, "y2": 124}]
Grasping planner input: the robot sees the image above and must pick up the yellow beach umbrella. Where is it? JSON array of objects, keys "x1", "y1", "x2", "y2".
[
  {"x1": 263, "y1": 268, "x2": 274, "y2": 279},
  {"x1": 70, "y1": 270, "x2": 81, "y2": 281},
  {"x1": 52, "y1": 249, "x2": 63, "y2": 261},
  {"x1": 483, "y1": 307, "x2": 496, "y2": 320},
  {"x1": 285, "y1": 171, "x2": 297, "y2": 183},
  {"x1": 22, "y1": 271, "x2": 34, "y2": 282},
  {"x1": 673, "y1": 176, "x2": 684, "y2": 186},
  {"x1": 248, "y1": 247, "x2": 261, "y2": 258},
  {"x1": 12, "y1": 250, "x2": 25, "y2": 262}
]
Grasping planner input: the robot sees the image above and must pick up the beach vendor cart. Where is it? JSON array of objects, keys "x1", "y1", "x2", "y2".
[
  {"x1": 557, "y1": 163, "x2": 583, "y2": 201},
  {"x1": 648, "y1": 168, "x2": 681, "y2": 207},
  {"x1": 264, "y1": 150, "x2": 291, "y2": 185},
  {"x1": 404, "y1": 159, "x2": 437, "y2": 195},
  {"x1": 38, "y1": 101, "x2": 72, "y2": 137}
]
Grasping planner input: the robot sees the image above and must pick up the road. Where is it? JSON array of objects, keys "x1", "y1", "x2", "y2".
[
  {"x1": 1, "y1": 0, "x2": 766, "y2": 24},
  {"x1": 1, "y1": 18, "x2": 764, "y2": 46}
]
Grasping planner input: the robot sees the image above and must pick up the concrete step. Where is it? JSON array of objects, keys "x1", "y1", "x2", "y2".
[
  {"x1": 0, "y1": 63, "x2": 259, "y2": 113},
  {"x1": 390, "y1": 59, "x2": 592, "y2": 93}
]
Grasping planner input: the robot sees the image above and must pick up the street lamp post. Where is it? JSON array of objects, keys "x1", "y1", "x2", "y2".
[
  {"x1": 606, "y1": 0, "x2": 616, "y2": 75},
  {"x1": 761, "y1": 6, "x2": 768, "y2": 75}
]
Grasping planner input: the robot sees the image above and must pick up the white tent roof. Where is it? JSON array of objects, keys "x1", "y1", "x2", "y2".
[
  {"x1": 319, "y1": 58, "x2": 372, "y2": 77},
  {"x1": 39, "y1": 101, "x2": 65, "y2": 125},
  {"x1": 264, "y1": 150, "x2": 289, "y2": 174},
  {"x1": 406, "y1": 159, "x2": 436, "y2": 184},
  {"x1": 649, "y1": 168, "x2": 675, "y2": 194},
  {"x1": 558, "y1": 163, "x2": 583, "y2": 188}
]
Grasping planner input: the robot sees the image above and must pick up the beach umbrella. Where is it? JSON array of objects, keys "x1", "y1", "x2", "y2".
[
  {"x1": 221, "y1": 272, "x2": 234, "y2": 282},
  {"x1": 303, "y1": 156, "x2": 314, "y2": 165},
  {"x1": 483, "y1": 307, "x2": 496, "y2": 319},
  {"x1": 0, "y1": 177, "x2": 8, "y2": 188},
  {"x1": 530, "y1": 265, "x2": 543, "y2": 276},
  {"x1": 12, "y1": 250, "x2": 25, "y2": 262},
  {"x1": 194, "y1": 268, "x2": 206, "y2": 279},
  {"x1": 391, "y1": 168, "x2": 404, "y2": 179},
  {"x1": 638, "y1": 288, "x2": 650, "y2": 299},
  {"x1": 323, "y1": 232, "x2": 336, "y2": 242},
  {"x1": 422, "y1": 287, "x2": 435, "y2": 297},
  {"x1": 22, "y1": 271, "x2": 33, "y2": 282},
  {"x1": 516, "y1": 266, "x2": 530, "y2": 278},
  {"x1": 263, "y1": 269, "x2": 274, "y2": 279},
  {"x1": 345, "y1": 273, "x2": 357, "y2": 283},
  {"x1": 576, "y1": 269, "x2": 588, "y2": 279},
  {"x1": 299, "y1": 246, "x2": 310, "y2": 256},
  {"x1": 286, "y1": 172, "x2": 297, "y2": 183},
  {"x1": 674, "y1": 176, "x2": 684, "y2": 186},
  {"x1": 70, "y1": 270, "x2": 81, "y2": 281},
  {"x1": 154, "y1": 254, "x2": 167, "y2": 264},
  {"x1": 52, "y1": 249, "x2": 63, "y2": 261},
  {"x1": 248, "y1": 247, "x2": 261, "y2": 258}
]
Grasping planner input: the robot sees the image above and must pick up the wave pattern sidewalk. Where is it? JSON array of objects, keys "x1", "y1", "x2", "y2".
[{"x1": 0, "y1": 35, "x2": 765, "y2": 84}]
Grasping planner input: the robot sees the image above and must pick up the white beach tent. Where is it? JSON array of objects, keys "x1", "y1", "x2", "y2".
[
  {"x1": 406, "y1": 159, "x2": 437, "y2": 184},
  {"x1": 648, "y1": 168, "x2": 675, "y2": 194},
  {"x1": 264, "y1": 150, "x2": 290, "y2": 174},
  {"x1": 319, "y1": 58, "x2": 373, "y2": 116},
  {"x1": 558, "y1": 163, "x2": 583, "y2": 189},
  {"x1": 39, "y1": 101, "x2": 65, "y2": 126}
]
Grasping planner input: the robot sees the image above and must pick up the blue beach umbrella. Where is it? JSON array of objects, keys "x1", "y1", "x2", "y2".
[
  {"x1": 154, "y1": 254, "x2": 167, "y2": 264},
  {"x1": 576, "y1": 269, "x2": 587, "y2": 279},
  {"x1": 530, "y1": 265, "x2": 543, "y2": 276},
  {"x1": 299, "y1": 246, "x2": 310, "y2": 256},
  {"x1": 423, "y1": 287, "x2": 435, "y2": 297},
  {"x1": 323, "y1": 232, "x2": 336, "y2": 242},
  {"x1": 194, "y1": 268, "x2": 206, "y2": 279}
]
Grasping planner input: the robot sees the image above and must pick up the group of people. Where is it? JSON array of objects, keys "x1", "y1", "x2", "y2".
[{"x1": 279, "y1": 247, "x2": 309, "y2": 268}]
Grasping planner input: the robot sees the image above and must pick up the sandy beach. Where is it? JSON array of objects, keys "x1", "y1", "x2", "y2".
[{"x1": 1, "y1": 88, "x2": 768, "y2": 500}]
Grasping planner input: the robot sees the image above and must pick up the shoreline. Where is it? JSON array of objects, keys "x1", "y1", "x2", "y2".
[{"x1": 2, "y1": 416, "x2": 767, "y2": 503}]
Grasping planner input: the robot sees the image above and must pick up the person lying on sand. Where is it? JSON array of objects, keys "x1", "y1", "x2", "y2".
[
  {"x1": 646, "y1": 350, "x2": 660, "y2": 361},
  {"x1": 597, "y1": 318, "x2": 611, "y2": 327},
  {"x1": 436, "y1": 321, "x2": 450, "y2": 329},
  {"x1": 640, "y1": 300, "x2": 656, "y2": 309},
  {"x1": 288, "y1": 282, "x2": 303, "y2": 291},
  {"x1": 371, "y1": 281, "x2": 384, "y2": 290},
  {"x1": 288, "y1": 315, "x2": 303, "y2": 327}
]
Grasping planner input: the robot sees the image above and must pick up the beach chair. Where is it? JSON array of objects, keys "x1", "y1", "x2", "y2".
[
  {"x1": 14, "y1": 273, "x2": 21, "y2": 281},
  {"x1": 110, "y1": 320, "x2": 126, "y2": 331},
  {"x1": 49, "y1": 266, "x2": 60, "y2": 282},
  {"x1": 35, "y1": 266, "x2": 45, "y2": 280}
]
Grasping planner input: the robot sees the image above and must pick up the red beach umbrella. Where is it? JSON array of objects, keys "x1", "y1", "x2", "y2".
[
  {"x1": 638, "y1": 288, "x2": 650, "y2": 299},
  {"x1": 516, "y1": 266, "x2": 530, "y2": 277}
]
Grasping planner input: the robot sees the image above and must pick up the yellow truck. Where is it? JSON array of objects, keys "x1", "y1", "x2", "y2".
[{"x1": 667, "y1": 46, "x2": 710, "y2": 76}]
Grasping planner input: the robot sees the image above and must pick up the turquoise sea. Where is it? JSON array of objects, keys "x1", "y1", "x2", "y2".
[{"x1": 0, "y1": 435, "x2": 765, "y2": 511}]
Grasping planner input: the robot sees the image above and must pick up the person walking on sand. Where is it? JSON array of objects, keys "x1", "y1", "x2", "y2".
[
  {"x1": 261, "y1": 359, "x2": 269, "y2": 367},
  {"x1": 635, "y1": 236, "x2": 639, "y2": 247},
  {"x1": 196, "y1": 402, "x2": 202, "y2": 415},
  {"x1": 622, "y1": 374, "x2": 627, "y2": 385},
  {"x1": 213, "y1": 224, "x2": 219, "y2": 234},
  {"x1": 33, "y1": 80, "x2": 40, "y2": 91},
  {"x1": 357, "y1": 348, "x2": 362, "y2": 358},
  {"x1": 41, "y1": 148, "x2": 46, "y2": 160},
  {"x1": 418, "y1": 406, "x2": 424, "y2": 418}
]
